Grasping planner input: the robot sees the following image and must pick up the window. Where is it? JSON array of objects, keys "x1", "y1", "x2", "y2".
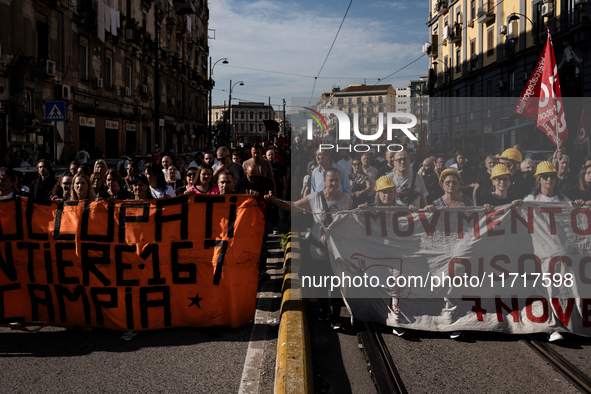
[
  {"x1": 487, "y1": 27, "x2": 494, "y2": 56},
  {"x1": 142, "y1": 67, "x2": 148, "y2": 86},
  {"x1": 234, "y1": 111, "x2": 239, "y2": 119},
  {"x1": 249, "y1": 124, "x2": 253, "y2": 132},
  {"x1": 241, "y1": 111, "x2": 244, "y2": 119},
  {"x1": 105, "y1": 56, "x2": 112, "y2": 88},
  {"x1": 470, "y1": 0, "x2": 475, "y2": 20},
  {"x1": 249, "y1": 112, "x2": 253, "y2": 119},
  {"x1": 510, "y1": 72, "x2": 515, "y2": 92},
  {"x1": 241, "y1": 124, "x2": 244, "y2": 131},
  {"x1": 258, "y1": 112, "x2": 262, "y2": 119},
  {"x1": 348, "y1": 97, "x2": 352, "y2": 103},
  {"x1": 368, "y1": 97, "x2": 373, "y2": 103},
  {"x1": 79, "y1": 43, "x2": 88, "y2": 80},
  {"x1": 125, "y1": 65, "x2": 132, "y2": 89},
  {"x1": 378, "y1": 106, "x2": 383, "y2": 113},
  {"x1": 378, "y1": 96, "x2": 383, "y2": 103},
  {"x1": 456, "y1": 48, "x2": 461, "y2": 72},
  {"x1": 337, "y1": 98, "x2": 343, "y2": 105},
  {"x1": 357, "y1": 97, "x2": 361, "y2": 104}
]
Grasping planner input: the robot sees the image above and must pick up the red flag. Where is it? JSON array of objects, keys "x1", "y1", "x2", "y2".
[
  {"x1": 577, "y1": 109, "x2": 588, "y2": 144},
  {"x1": 515, "y1": 28, "x2": 568, "y2": 147}
]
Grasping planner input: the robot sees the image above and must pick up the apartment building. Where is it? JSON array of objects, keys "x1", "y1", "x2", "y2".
[
  {"x1": 229, "y1": 102, "x2": 276, "y2": 143},
  {"x1": 0, "y1": 0, "x2": 210, "y2": 162},
  {"x1": 425, "y1": 0, "x2": 590, "y2": 150},
  {"x1": 318, "y1": 84, "x2": 397, "y2": 139}
]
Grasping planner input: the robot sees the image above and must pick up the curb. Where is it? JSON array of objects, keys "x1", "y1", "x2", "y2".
[{"x1": 274, "y1": 232, "x2": 314, "y2": 393}]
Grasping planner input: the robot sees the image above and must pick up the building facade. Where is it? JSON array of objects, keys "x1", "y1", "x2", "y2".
[
  {"x1": 0, "y1": 0, "x2": 210, "y2": 163},
  {"x1": 229, "y1": 102, "x2": 276, "y2": 143},
  {"x1": 425, "y1": 0, "x2": 590, "y2": 151},
  {"x1": 318, "y1": 84, "x2": 398, "y2": 140}
]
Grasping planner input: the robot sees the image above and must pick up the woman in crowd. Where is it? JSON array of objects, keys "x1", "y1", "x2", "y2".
[
  {"x1": 174, "y1": 158, "x2": 184, "y2": 174},
  {"x1": 424, "y1": 168, "x2": 472, "y2": 340},
  {"x1": 69, "y1": 160, "x2": 80, "y2": 175},
  {"x1": 265, "y1": 168, "x2": 352, "y2": 329},
  {"x1": 97, "y1": 169, "x2": 132, "y2": 201},
  {"x1": 144, "y1": 163, "x2": 174, "y2": 198},
  {"x1": 522, "y1": 161, "x2": 585, "y2": 342},
  {"x1": 426, "y1": 169, "x2": 474, "y2": 209},
  {"x1": 349, "y1": 158, "x2": 372, "y2": 208},
  {"x1": 481, "y1": 164, "x2": 522, "y2": 210},
  {"x1": 69, "y1": 173, "x2": 95, "y2": 201},
  {"x1": 90, "y1": 172, "x2": 106, "y2": 195},
  {"x1": 78, "y1": 163, "x2": 92, "y2": 178},
  {"x1": 166, "y1": 165, "x2": 183, "y2": 191},
  {"x1": 523, "y1": 162, "x2": 569, "y2": 203},
  {"x1": 50, "y1": 171, "x2": 74, "y2": 204},
  {"x1": 187, "y1": 165, "x2": 219, "y2": 194},
  {"x1": 358, "y1": 176, "x2": 418, "y2": 211},
  {"x1": 93, "y1": 159, "x2": 108, "y2": 178},
  {"x1": 131, "y1": 174, "x2": 154, "y2": 200},
  {"x1": 123, "y1": 161, "x2": 140, "y2": 191},
  {"x1": 448, "y1": 151, "x2": 465, "y2": 171},
  {"x1": 175, "y1": 167, "x2": 198, "y2": 196},
  {"x1": 566, "y1": 164, "x2": 591, "y2": 204}
]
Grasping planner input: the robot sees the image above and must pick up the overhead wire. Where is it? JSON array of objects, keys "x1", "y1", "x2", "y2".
[{"x1": 310, "y1": 0, "x2": 354, "y2": 100}]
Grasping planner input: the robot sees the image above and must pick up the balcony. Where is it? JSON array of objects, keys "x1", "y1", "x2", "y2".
[
  {"x1": 477, "y1": 1, "x2": 495, "y2": 23},
  {"x1": 436, "y1": 0, "x2": 449, "y2": 15},
  {"x1": 450, "y1": 23, "x2": 462, "y2": 44}
]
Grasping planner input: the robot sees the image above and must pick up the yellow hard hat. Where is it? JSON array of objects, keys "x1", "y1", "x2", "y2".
[
  {"x1": 490, "y1": 164, "x2": 512, "y2": 180},
  {"x1": 375, "y1": 175, "x2": 396, "y2": 191},
  {"x1": 439, "y1": 168, "x2": 461, "y2": 187},
  {"x1": 534, "y1": 161, "x2": 558, "y2": 177},
  {"x1": 499, "y1": 148, "x2": 522, "y2": 163}
]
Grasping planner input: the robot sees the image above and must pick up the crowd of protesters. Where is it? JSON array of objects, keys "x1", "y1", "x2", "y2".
[
  {"x1": 285, "y1": 138, "x2": 591, "y2": 339},
  {"x1": 0, "y1": 142, "x2": 292, "y2": 340}
]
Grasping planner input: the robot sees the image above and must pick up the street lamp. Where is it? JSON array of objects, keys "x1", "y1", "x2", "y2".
[
  {"x1": 154, "y1": 1, "x2": 195, "y2": 153},
  {"x1": 208, "y1": 57, "x2": 228, "y2": 135},
  {"x1": 507, "y1": 12, "x2": 540, "y2": 57},
  {"x1": 228, "y1": 80, "x2": 244, "y2": 145}
]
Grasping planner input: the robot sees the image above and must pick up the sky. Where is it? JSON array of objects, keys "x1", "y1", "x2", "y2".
[{"x1": 208, "y1": 0, "x2": 431, "y2": 113}]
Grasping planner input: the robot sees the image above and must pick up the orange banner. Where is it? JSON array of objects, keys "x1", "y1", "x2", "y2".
[{"x1": 0, "y1": 195, "x2": 265, "y2": 331}]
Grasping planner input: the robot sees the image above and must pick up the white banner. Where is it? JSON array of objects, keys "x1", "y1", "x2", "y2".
[{"x1": 319, "y1": 203, "x2": 591, "y2": 335}]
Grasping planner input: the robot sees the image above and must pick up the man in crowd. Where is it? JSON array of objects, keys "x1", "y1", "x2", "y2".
[
  {"x1": 310, "y1": 149, "x2": 351, "y2": 195},
  {"x1": 520, "y1": 159, "x2": 536, "y2": 173},
  {"x1": 0, "y1": 167, "x2": 20, "y2": 200},
  {"x1": 435, "y1": 156, "x2": 446, "y2": 177},
  {"x1": 377, "y1": 151, "x2": 396, "y2": 177},
  {"x1": 361, "y1": 152, "x2": 377, "y2": 201},
  {"x1": 30, "y1": 159, "x2": 57, "y2": 200},
  {"x1": 266, "y1": 148, "x2": 287, "y2": 234},
  {"x1": 421, "y1": 157, "x2": 442, "y2": 204},
  {"x1": 337, "y1": 149, "x2": 353, "y2": 180},
  {"x1": 498, "y1": 148, "x2": 534, "y2": 200},
  {"x1": 213, "y1": 146, "x2": 244, "y2": 182},
  {"x1": 217, "y1": 171, "x2": 236, "y2": 194},
  {"x1": 203, "y1": 152, "x2": 215, "y2": 167},
  {"x1": 472, "y1": 155, "x2": 497, "y2": 205},
  {"x1": 557, "y1": 154, "x2": 575, "y2": 194},
  {"x1": 161, "y1": 155, "x2": 181, "y2": 180},
  {"x1": 242, "y1": 144, "x2": 274, "y2": 181},
  {"x1": 387, "y1": 150, "x2": 428, "y2": 209},
  {"x1": 236, "y1": 164, "x2": 275, "y2": 282}
]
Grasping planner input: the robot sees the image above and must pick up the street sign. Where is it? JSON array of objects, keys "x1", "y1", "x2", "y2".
[{"x1": 45, "y1": 101, "x2": 66, "y2": 121}]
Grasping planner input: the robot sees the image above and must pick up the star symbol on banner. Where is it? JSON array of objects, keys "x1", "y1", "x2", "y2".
[{"x1": 188, "y1": 294, "x2": 203, "y2": 309}]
